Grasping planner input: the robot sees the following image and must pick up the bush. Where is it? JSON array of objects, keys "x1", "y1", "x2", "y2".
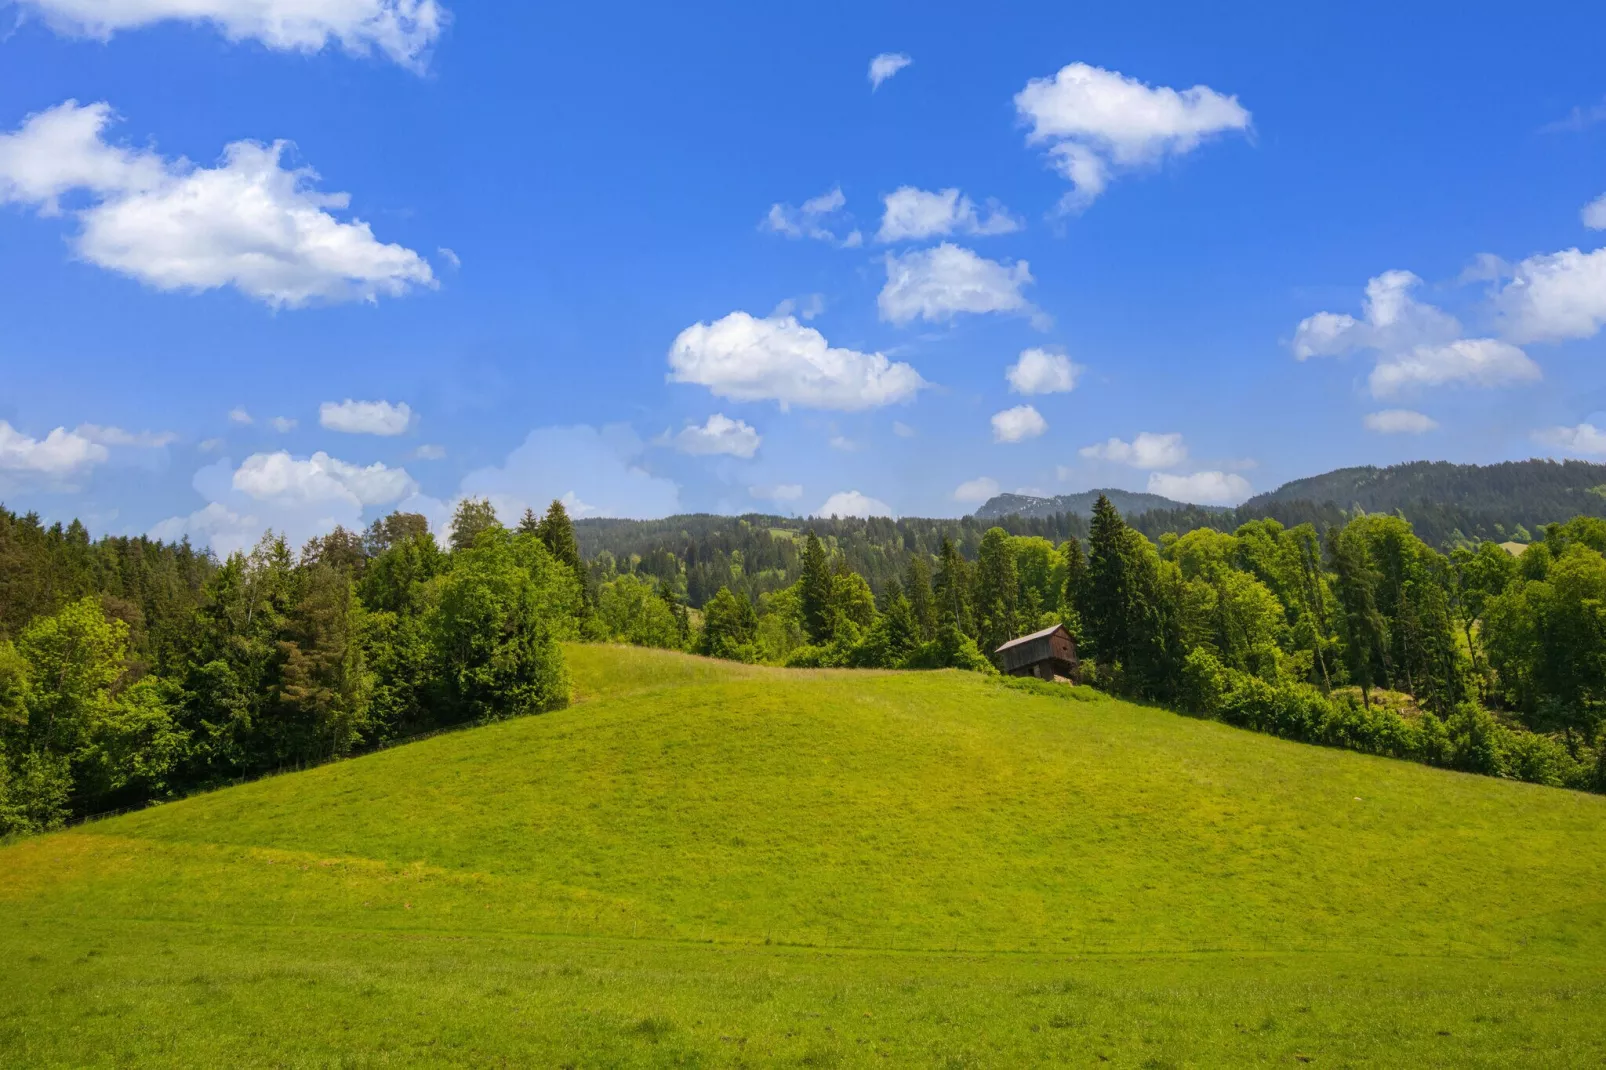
[
  {"x1": 0, "y1": 749, "x2": 71, "y2": 836},
  {"x1": 1176, "y1": 649, "x2": 1590, "y2": 790},
  {"x1": 905, "y1": 625, "x2": 996, "y2": 674}
]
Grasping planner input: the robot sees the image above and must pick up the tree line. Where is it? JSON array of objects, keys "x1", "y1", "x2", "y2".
[
  {"x1": 4, "y1": 490, "x2": 1604, "y2": 836},
  {"x1": 0, "y1": 501, "x2": 582, "y2": 834},
  {"x1": 611, "y1": 497, "x2": 1606, "y2": 794}
]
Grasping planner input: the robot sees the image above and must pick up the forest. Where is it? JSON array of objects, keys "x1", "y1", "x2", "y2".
[{"x1": 2, "y1": 489, "x2": 1604, "y2": 836}]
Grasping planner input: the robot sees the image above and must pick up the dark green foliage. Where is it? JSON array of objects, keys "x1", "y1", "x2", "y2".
[
  {"x1": 431, "y1": 531, "x2": 575, "y2": 723},
  {"x1": 697, "y1": 587, "x2": 758, "y2": 661},
  {"x1": 904, "y1": 554, "x2": 936, "y2": 641},
  {"x1": 933, "y1": 538, "x2": 973, "y2": 637},
  {"x1": 533, "y1": 499, "x2": 583, "y2": 578},
  {"x1": 798, "y1": 533, "x2": 833, "y2": 644},
  {"x1": 449, "y1": 498, "x2": 502, "y2": 553},
  {"x1": 973, "y1": 528, "x2": 1020, "y2": 658}
]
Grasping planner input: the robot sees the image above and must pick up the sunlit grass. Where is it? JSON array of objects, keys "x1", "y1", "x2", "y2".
[{"x1": 2, "y1": 644, "x2": 1603, "y2": 1066}]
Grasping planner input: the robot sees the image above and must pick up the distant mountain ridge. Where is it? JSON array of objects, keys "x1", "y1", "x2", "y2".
[
  {"x1": 1239, "y1": 459, "x2": 1606, "y2": 515},
  {"x1": 974, "y1": 489, "x2": 1215, "y2": 521},
  {"x1": 975, "y1": 459, "x2": 1606, "y2": 530}
]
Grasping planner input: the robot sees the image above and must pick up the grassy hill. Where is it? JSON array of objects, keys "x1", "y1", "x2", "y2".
[{"x1": 3, "y1": 646, "x2": 1604, "y2": 1067}]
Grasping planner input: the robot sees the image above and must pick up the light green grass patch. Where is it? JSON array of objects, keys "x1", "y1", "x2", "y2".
[{"x1": 3, "y1": 644, "x2": 1604, "y2": 1066}]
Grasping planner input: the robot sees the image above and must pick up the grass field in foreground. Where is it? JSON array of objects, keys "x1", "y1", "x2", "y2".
[{"x1": 2, "y1": 645, "x2": 1604, "y2": 1067}]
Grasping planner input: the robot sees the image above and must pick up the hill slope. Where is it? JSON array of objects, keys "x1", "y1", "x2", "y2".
[
  {"x1": 2, "y1": 646, "x2": 1604, "y2": 1066},
  {"x1": 1241, "y1": 458, "x2": 1606, "y2": 517}
]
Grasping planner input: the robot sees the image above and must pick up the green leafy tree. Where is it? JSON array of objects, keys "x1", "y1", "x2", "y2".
[
  {"x1": 597, "y1": 574, "x2": 684, "y2": 649},
  {"x1": 430, "y1": 531, "x2": 573, "y2": 722},
  {"x1": 697, "y1": 586, "x2": 759, "y2": 661},
  {"x1": 1485, "y1": 543, "x2": 1606, "y2": 745},
  {"x1": 449, "y1": 498, "x2": 502, "y2": 553},
  {"x1": 274, "y1": 564, "x2": 373, "y2": 762}
]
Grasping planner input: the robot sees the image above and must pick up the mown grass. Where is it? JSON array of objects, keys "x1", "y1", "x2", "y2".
[{"x1": 2, "y1": 644, "x2": 1604, "y2": 1066}]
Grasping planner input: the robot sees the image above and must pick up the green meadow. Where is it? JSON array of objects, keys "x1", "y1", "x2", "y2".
[{"x1": 2, "y1": 644, "x2": 1604, "y2": 1067}]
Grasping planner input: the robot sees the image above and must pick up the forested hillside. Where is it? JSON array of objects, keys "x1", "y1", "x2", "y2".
[
  {"x1": 971, "y1": 459, "x2": 1606, "y2": 549},
  {"x1": 1244, "y1": 459, "x2": 1606, "y2": 515},
  {"x1": 6, "y1": 481, "x2": 1606, "y2": 839},
  {"x1": 974, "y1": 488, "x2": 1201, "y2": 520}
]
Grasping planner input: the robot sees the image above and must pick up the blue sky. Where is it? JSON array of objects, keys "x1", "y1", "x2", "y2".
[{"x1": 3, "y1": 1, "x2": 1606, "y2": 551}]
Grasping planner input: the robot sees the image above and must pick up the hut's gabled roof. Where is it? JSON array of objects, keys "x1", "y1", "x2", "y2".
[{"x1": 994, "y1": 623, "x2": 1069, "y2": 656}]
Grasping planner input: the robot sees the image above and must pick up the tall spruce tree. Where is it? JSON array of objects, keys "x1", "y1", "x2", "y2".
[
  {"x1": 533, "y1": 500, "x2": 583, "y2": 577},
  {"x1": 973, "y1": 527, "x2": 1020, "y2": 657},
  {"x1": 1083, "y1": 495, "x2": 1133, "y2": 667},
  {"x1": 933, "y1": 538, "x2": 973, "y2": 637},
  {"x1": 1328, "y1": 526, "x2": 1389, "y2": 708},
  {"x1": 1058, "y1": 536, "x2": 1088, "y2": 644},
  {"x1": 799, "y1": 532, "x2": 833, "y2": 644},
  {"x1": 904, "y1": 555, "x2": 937, "y2": 641}
]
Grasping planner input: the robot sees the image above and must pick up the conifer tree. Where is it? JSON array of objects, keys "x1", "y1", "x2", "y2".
[
  {"x1": 904, "y1": 555, "x2": 937, "y2": 641},
  {"x1": 1083, "y1": 495, "x2": 1132, "y2": 666},
  {"x1": 1058, "y1": 536, "x2": 1088, "y2": 644},
  {"x1": 1328, "y1": 527, "x2": 1388, "y2": 708},
  {"x1": 799, "y1": 532, "x2": 833, "y2": 644},
  {"x1": 533, "y1": 499, "x2": 583, "y2": 577},
  {"x1": 973, "y1": 527, "x2": 1020, "y2": 657},
  {"x1": 933, "y1": 538, "x2": 973, "y2": 637}
]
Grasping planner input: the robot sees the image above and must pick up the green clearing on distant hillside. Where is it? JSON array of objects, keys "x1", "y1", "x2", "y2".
[{"x1": 2, "y1": 645, "x2": 1604, "y2": 1067}]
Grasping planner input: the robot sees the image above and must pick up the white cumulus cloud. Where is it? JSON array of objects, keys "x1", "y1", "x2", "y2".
[
  {"x1": 1293, "y1": 269, "x2": 1539, "y2": 397},
  {"x1": 868, "y1": 52, "x2": 911, "y2": 90},
  {"x1": 228, "y1": 407, "x2": 253, "y2": 425},
  {"x1": 17, "y1": 0, "x2": 446, "y2": 70},
  {"x1": 815, "y1": 490, "x2": 893, "y2": 518},
  {"x1": 1006, "y1": 347, "x2": 1082, "y2": 395},
  {"x1": 1494, "y1": 247, "x2": 1606, "y2": 344},
  {"x1": 669, "y1": 311, "x2": 924, "y2": 411},
  {"x1": 953, "y1": 476, "x2": 1001, "y2": 504},
  {"x1": 1583, "y1": 194, "x2": 1606, "y2": 231},
  {"x1": 460, "y1": 425, "x2": 680, "y2": 522},
  {"x1": 1147, "y1": 470, "x2": 1252, "y2": 505},
  {"x1": 1363, "y1": 409, "x2": 1439, "y2": 434},
  {"x1": 750, "y1": 483, "x2": 804, "y2": 503},
  {"x1": 879, "y1": 243, "x2": 1036, "y2": 325},
  {"x1": 1534, "y1": 423, "x2": 1606, "y2": 456},
  {"x1": 1079, "y1": 432, "x2": 1186, "y2": 469},
  {"x1": 0, "y1": 420, "x2": 108, "y2": 478},
  {"x1": 0, "y1": 100, "x2": 434, "y2": 307},
  {"x1": 75, "y1": 423, "x2": 177, "y2": 447},
  {"x1": 151, "y1": 450, "x2": 420, "y2": 556},
  {"x1": 320, "y1": 398, "x2": 414, "y2": 435},
  {"x1": 270, "y1": 416, "x2": 297, "y2": 432},
  {"x1": 233, "y1": 450, "x2": 416, "y2": 506},
  {"x1": 1014, "y1": 62, "x2": 1251, "y2": 211},
  {"x1": 761, "y1": 186, "x2": 861, "y2": 247},
  {"x1": 876, "y1": 187, "x2": 1019, "y2": 243},
  {"x1": 991, "y1": 405, "x2": 1047, "y2": 443},
  {"x1": 659, "y1": 414, "x2": 762, "y2": 458}
]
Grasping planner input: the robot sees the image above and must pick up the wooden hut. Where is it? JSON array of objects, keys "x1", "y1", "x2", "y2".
[{"x1": 994, "y1": 624, "x2": 1079, "y2": 681}]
